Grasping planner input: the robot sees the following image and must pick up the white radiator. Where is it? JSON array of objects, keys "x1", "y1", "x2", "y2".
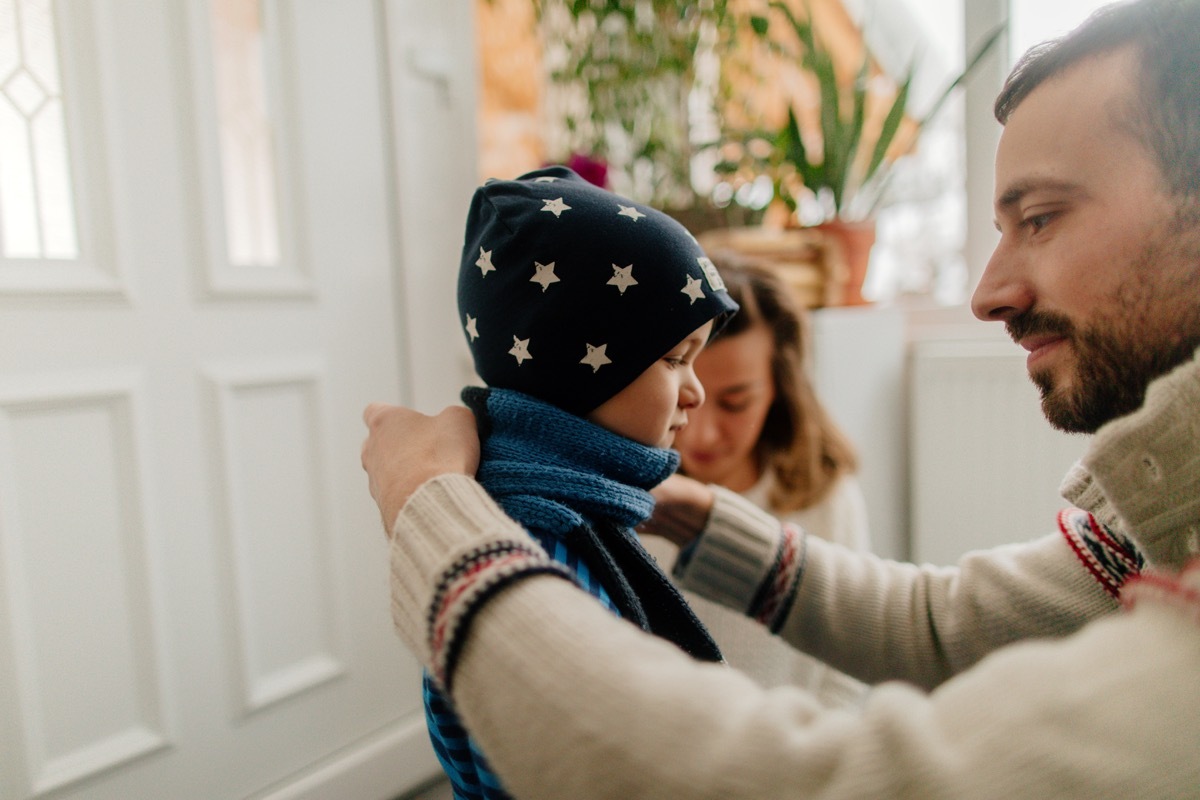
[{"x1": 908, "y1": 338, "x2": 1089, "y2": 565}]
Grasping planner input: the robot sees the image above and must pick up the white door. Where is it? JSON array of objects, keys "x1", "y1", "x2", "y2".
[{"x1": 0, "y1": 1, "x2": 473, "y2": 797}]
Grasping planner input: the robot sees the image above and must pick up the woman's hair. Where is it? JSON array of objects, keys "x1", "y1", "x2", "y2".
[{"x1": 707, "y1": 250, "x2": 858, "y2": 512}]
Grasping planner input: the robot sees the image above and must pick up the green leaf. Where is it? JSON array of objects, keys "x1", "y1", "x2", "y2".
[
  {"x1": 783, "y1": 106, "x2": 822, "y2": 192},
  {"x1": 812, "y1": 50, "x2": 841, "y2": 193},
  {"x1": 863, "y1": 66, "x2": 913, "y2": 186},
  {"x1": 835, "y1": 56, "x2": 870, "y2": 211}
]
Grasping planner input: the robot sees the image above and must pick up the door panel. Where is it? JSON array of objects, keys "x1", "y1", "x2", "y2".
[{"x1": 0, "y1": 1, "x2": 462, "y2": 797}]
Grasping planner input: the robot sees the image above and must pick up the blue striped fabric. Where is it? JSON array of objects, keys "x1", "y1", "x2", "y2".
[{"x1": 424, "y1": 532, "x2": 619, "y2": 799}]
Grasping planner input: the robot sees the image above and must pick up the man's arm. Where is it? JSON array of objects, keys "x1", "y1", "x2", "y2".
[
  {"x1": 382, "y1": 471, "x2": 1197, "y2": 800},
  {"x1": 649, "y1": 476, "x2": 1125, "y2": 689},
  {"x1": 361, "y1": 408, "x2": 1124, "y2": 691}
]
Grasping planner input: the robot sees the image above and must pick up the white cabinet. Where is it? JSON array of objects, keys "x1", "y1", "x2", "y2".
[{"x1": 810, "y1": 305, "x2": 909, "y2": 561}]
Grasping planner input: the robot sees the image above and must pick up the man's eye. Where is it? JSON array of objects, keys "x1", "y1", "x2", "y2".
[{"x1": 1024, "y1": 212, "x2": 1055, "y2": 232}]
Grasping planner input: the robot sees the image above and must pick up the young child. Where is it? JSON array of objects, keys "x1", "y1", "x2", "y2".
[{"x1": 424, "y1": 165, "x2": 738, "y2": 799}]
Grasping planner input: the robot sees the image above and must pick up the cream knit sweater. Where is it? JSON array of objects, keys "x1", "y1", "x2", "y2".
[
  {"x1": 643, "y1": 474, "x2": 870, "y2": 701},
  {"x1": 388, "y1": 350, "x2": 1200, "y2": 799}
]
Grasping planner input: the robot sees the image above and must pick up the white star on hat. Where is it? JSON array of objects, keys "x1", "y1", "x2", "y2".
[
  {"x1": 476, "y1": 248, "x2": 495, "y2": 276},
  {"x1": 681, "y1": 275, "x2": 706, "y2": 304},
  {"x1": 607, "y1": 264, "x2": 638, "y2": 294},
  {"x1": 530, "y1": 261, "x2": 560, "y2": 292},
  {"x1": 465, "y1": 314, "x2": 479, "y2": 341},
  {"x1": 617, "y1": 204, "x2": 646, "y2": 221},
  {"x1": 534, "y1": 176, "x2": 557, "y2": 182},
  {"x1": 541, "y1": 197, "x2": 571, "y2": 217},
  {"x1": 509, "y1": 336, "x2": 532, "y2": 365},
  {"x1": 580, "y1": 343, "x2": 612, "y2": 372}
]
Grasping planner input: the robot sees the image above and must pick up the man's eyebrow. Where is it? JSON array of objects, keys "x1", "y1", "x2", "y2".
[{"x1": 996, "y1": 178, "x2": 1084, "y2": 210}]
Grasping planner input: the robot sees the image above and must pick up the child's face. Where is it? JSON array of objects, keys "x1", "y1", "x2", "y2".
[{"x1": 586, "y1": 320, "x2": 713, "y2": 449}]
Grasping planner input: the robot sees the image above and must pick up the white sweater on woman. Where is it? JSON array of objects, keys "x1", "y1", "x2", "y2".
[{"x1": 643, "y1": 473, "x2": 870, "y2": 702}]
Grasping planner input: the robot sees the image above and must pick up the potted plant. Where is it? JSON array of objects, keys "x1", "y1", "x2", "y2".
[
  {"x1": 535, "y1": 0, "x2": 729, "y2": 210},
  {"x1": 719, "y1": 2, "x2": 1003, "y2": 304}
]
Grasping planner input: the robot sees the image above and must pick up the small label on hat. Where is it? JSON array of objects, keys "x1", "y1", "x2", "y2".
[{"x1": 697, "y1": 257, "x2": 726, "y2": 292}]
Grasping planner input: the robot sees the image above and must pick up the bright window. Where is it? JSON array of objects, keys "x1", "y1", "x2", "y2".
[
  {"x1": 208, "y1": 0, "x2": 281, "y2": 267},
  {"x1": 1009, "y1": 0, "x2": 1115, "y2": 63},
  {"x1": 0, "y1": 0, "x2": 78, "y2": 260}
]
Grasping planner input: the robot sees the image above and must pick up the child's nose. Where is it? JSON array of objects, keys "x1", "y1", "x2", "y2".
[{"x1": 680, "y1": 371, "x2": 705, "y2": 409}]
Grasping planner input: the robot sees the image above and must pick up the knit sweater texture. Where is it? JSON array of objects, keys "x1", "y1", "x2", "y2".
[
  {"x1": 645, "y1": 472, "x2": 871, "y2": 702},
  {"x1": 390, "y1": 349, "x2": 1200, "y2": 799}
]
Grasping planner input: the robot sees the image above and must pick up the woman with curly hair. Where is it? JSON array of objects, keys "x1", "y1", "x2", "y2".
[{"x1": 647, "y1": 253, "x2": 870, "y2": 703}]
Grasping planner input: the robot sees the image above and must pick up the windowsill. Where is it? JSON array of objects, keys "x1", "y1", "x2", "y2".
[
  {"x1": 816, "y1": 297, "x2": 1013, "y2": 346},
  {"x1": 897, "y1": 299, "x2": 1012, "y2": 345}
]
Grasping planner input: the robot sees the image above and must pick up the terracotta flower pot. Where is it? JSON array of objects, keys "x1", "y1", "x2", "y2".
[{"x1": 814, "y1": 219, "x2": 876, "y2": 306}]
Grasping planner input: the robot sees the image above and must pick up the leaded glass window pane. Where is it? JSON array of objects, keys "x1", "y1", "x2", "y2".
[{"x1": 0, "y1": 0, "x2": 78, "y2": 260}]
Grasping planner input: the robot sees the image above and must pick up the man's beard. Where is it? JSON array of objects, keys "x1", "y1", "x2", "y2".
[
  {"x1": 1005, "y1": 229, "x2": 1200, "y2": 434},
  {"x1": 1007, "y1": 308, "x2": 1193, "y2": 433}
]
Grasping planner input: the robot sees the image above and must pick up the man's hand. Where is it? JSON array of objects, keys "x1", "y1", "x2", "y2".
[
  {"x1": 642, "y1": 473, "x2": 716, "y2": 548},
  {"x1": 361, "y1": 403, "x2": 480, "y2": 535}
]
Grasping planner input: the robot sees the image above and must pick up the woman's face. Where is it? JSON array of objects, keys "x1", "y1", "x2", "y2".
[{"x1": 673, "y1": 324, "x2": 776, "y2": 492}]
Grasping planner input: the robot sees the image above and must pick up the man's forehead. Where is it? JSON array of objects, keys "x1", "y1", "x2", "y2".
[
  {"x1": 993, "y1": 50, "x2": 1142, "y2": 201},
  {"x1": 1008, "y1": 45, "x2": 1141, "y2": 122}
]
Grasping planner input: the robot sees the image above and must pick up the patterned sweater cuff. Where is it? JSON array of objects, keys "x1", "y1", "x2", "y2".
[
  {"x1": 389, "y1": 474, "x2": 574, "y2": 690},
  {"x1": 1056, "y1": 508, "x2": 1144, "y2": 599},
  {"x1": 675, "y1": 485, "x2": 793, "y2": 616}
]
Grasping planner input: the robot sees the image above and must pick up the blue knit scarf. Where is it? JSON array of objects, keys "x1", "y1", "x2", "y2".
[
  {"x1": 423, "y1": 387, "x2": 721, "y2": 800},
  {"x1": 474, "y1": 385, "x2": 670, "y2": 536}
]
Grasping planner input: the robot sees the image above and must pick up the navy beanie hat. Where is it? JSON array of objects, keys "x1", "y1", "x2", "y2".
[{"x1": 458, "y1": 166, "x2": 739, "y2": 416}]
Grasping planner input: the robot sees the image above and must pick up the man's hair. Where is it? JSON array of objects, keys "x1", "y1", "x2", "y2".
[{"x1": 995, "y1": 0, "x2": 1200, "y2": 201}]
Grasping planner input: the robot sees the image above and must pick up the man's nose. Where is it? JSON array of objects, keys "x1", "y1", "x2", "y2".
[{"x1": 970, "y1": 239, "x2": 1035, "y2": 322}]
